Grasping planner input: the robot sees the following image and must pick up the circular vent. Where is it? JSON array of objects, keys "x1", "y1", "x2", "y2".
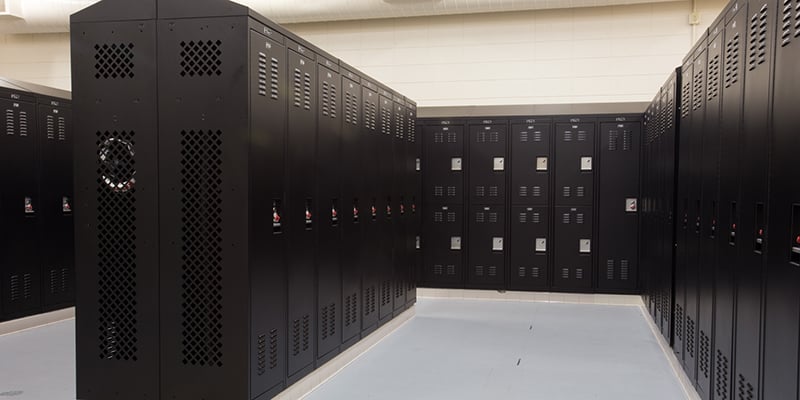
[{"x1": 99, "y1": 137, "x2": 136, "y2": 192}]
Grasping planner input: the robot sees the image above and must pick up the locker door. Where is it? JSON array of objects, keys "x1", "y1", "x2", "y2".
[
  {"x1": 553, "y1": 206, "x2": 593, "y2": 291},
  {"x1": 406, "y1": 104, "x2": 419, "y2": 306},
  {"x1": 674, "y1": 63, "x2": 693, "y2": 367},
  {"x1": 660, "y1": 76, "x2": 678, "y2": 342},
  {"x1": 510, "y1": 123, "x2": 551, "y2": 206},
  {"x1": 377, "y1": 94, "x2": 394, "y2": 323},
  {"x1": 286, "y1": 48, "x2": 317, "y2": 380},
  {"x1": 763, "y1": 0, "x2": 800, "y2": 397},
  {"x1": 392, "y1": 100, "x2": 408, "y2": 312},
  {"x1": 38, "y1": 104, "x2": 75, "y2": 309},
  {"x1": 361, "y1": 86, "x2": 380, "y2": 333},
  {"x1": 597, "y1": 120, "x2": 641, "y2": 292},
  {"x1": 467, "y1": 205, "x2": 505, "y2": 289},
  {"x1": 422, "y1": 205, "x2": 464, "y2": 287},
  {"x1": 508, "y1": 206, "x2": 549, "y2": 291},
  {"x1": 735, "y1": 2, "x2": 776, "y2": 398},
  {"x1": 0, "y1": 98, "x2": 40, "y2": 318},
  {"x1": 468, "y1": 123, "x2": 507, "y2": 206},
  {"x1": 423, "y1": 124, "x2": 465, "y2": 205},
  {"x1": 714, "y1": 8, "x2": 746, "y2": 400},
  {"x1": 554, "y1": 123, "x2": 595, "y2": 207},
  {"x1": 316, "y1": 63, "x2": 342, "y2": 363},
  {"x1": 340, "y1": 74, "x2": 362, "y2": 346}
]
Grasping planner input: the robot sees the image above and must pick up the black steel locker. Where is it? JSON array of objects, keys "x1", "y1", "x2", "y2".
[
  {"x1": 467, "y1": 205, "x2": 505, "y2": 289},
  {"x1": 734, "y1": 1, "x2": 776, "y2": 398},
  {"x1": 284, "y1": 42, "x2": 318, "y2": 383},
  {"x1": 406, "y1": 101, "x2": 419, "y2": 308},
  {"x1": 339, "y1": 66, "x2": 363, "y2": 349},
  {"x1": 37, "y1": 100, "x2": 75, "y2": 310},
  {"x1": 510, "y1": 120, "x2": 551, "y2": 206},
  {"x1": 554, "y1": 121, "x2": 595, "y2": 207},
  {"x1": 508, "y1": 206, "x2": 549, "y2": 290},
  {"x1": 597, "y1": 118, "x2": 641, "y2": 293},
  {"x1": 0, "y1": 91, "x2": 40, "y2": 319},
  {"x1": 377, "y1": 89, "x2": 394, "y2": 324},
  {"x1": 360, "y1": 81, "x2": 381, "y2": 334},
  {"x1": 316, "y1": 58, "x2": 342, "y2": 364},
  {"x1": 72, "y1": 5, "x2": 162, "y2": 397},
  {"x1": 762, "y1": 0, "x2": 800, "y2": 396},
  {"x1": 392, "y1": 95, "x2": 408, "y2": 313},
  {"x1": 423, "y1": 121, "x2": 466, "y2": 206},
  {"x1": 423, "y1": 204, "x2": 465, "y2": 287},
  {"x1": 714, "y1": 7, "x2": 746, "y2": 400},
  {"x1": 468, "y1": 121, "x2": 507, "y2": 206},
  {"x1": 697, "y1": 19, "x2": 725, "y2": 399},
  {"x1": 660, "y1": 71, "x2": 679, "y2": 343},
  {"x1": 553, "y1": 206, "x2": 593, "y2": 291}
]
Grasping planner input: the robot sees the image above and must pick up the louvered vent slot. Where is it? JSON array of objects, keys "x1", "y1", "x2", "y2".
[
  {"x1": 700, "y1": 331, "x2": 710, "y2": 378},
  {"x1": 518, "y1": 267, "x2": 526, "y2": 277},
  {"x1": 58, "y1": 117, "x2": 66, "y2": 141},
  {"x1": 608, "y1": 131, "x2": 619, "y2": 151},
  {"x1": 675, "y1": 304, "x2": 684, "y2": 341},
  {"x1": 488, "y1": 266, "x2": 497, "y2": 276},
  {"x1": 563, "y1": 132, "x2": 573, "y2": 141},
  {"x1": 345, "y1": 92, "x2": 358, "y2": 126},
  {"x1": 433, "y1": 265, "x2": 443, "y2": 275},
  {"x1": 563, "y1": 186, "x2": 571, "y2": 197},
  {"x1": 257, "y1": 334, "x2": 267, "y2": 376},
  {"x1": 519, "y1": 186, "x2": 528, "y2": 197},
  {"x1": 49, "y1": 267, "x2": 69, "y2": 294},
  {"x1": 446, "y1": 265, "x2": 456, "y2": 275},
  {"x1": 475, "y1": 265, "x2": 484, "y2": 276},
  {"x1": 321, "y1": 305, "x2": 329, "y2": 340},
  {"x1": 434, "y1": 186, "x2": 443, "y2": 197},
  {"x1": 94, "y1": 43, "x2": 135, "y2": 79},
  {"x1": 476, "y1": 132, "x2": 486, "y2": 143},
  {"x1": 561, "y1": 268, "x2": 569, "y2": 279},
  {"x1": 258, "y1": 52, "x2": 268, "y2": 97},
  {"x1": 322, "y1": 82, "x2": 330, "y2": 117},
  {"x1": 381, "y1": 106, "x2": 391, "y2": 135},
  {"x1": 433, "y1": 211, "x2": 443, "y2": 222},
  {"x1": 303, "y1": 73, "x2": 312, "y2": 110},
  {"x1": 365, "y1": 100, "x2": 377, "y2": 131},
  {"x1": 180, "y1": 40, "x2": 222, "y2": 77},
  {"x1": 692, "y1": 69, "x2": 704, "y2": 111},
  {"x1": 18, "y1": 111, "x2": 27, "y2": 136},
  {"x1": 533, "y1": 132, "x2": 542, "y2": 142},
  {"x1": 533, "y1": 186, "x2": 541, "y2": 197},
  {"x1": 381, "y1": 281, "x2": 391, "y2": 306},
  {"x1": 623, "y1": 130, "x2": 631, "y2": 150},
  {"x1": 270, "y1": 58, "x2": 279, "y2": 100},
  {"x1": 447, "y1": 132, "x2": 457, "y2": 143},
  {"x1": 738, "y1": 374, "x2": 754, "y2": 400},
  {"x1": 293, "y1": 69, "x2": 302, "y2": 108},
  {"x1": 681, "y1": 80, "x2": 692, "y2": 118},
  {"x1": 519, "y1": 132, "x2": 529, "y2": 142},
  {"x1": 606, "y1": 259, "x2": 615, "y2": 280},
  {"x1": 518, "y1": 212, "x2": 527, "y2": 223},
  {"x1": 708, "y1": 54, "x2": 721, "y2": 101},
  {"x1": 620, "y1": 260, "x2": 629, "y2": 280},
  {"x1": 302, "y1": 315, "x2": 310, "y2": 352},
  {"x1": 489, "y1": 186, "x2": 498, "y2": 197},
  {"x1": 96, "y1": 130, "x2": 138, "y2": 362},
  {"x1": 489, "y1": 132, "x2": 499, "y2": 142},
  {"x1": 46, "y1": 115, "x2": 55, "y2": 140},
  {"x1": 576, "y1": 213, "x2": 585, "y2": 224},
  {"x1": 575, "y1": 269, "x2": 583, "y2": 280},
  {"x1": 576, "y1": 187, "x2": 585, "y2": 198},
  {"x1": 5, "y1": 108, "x2": 13, "y2": 135},
  {"x1": 531, "y1": 267, "x2": 540, "y2": 278},
  {"x1": 447, "y1": 186, "x2": 456, "y2": 197},
  {"x1": 397, "y1": 111, "x2": 405, "y2": 139},
  {"x1": 476, "y1": 212, "x2": 485, "y2": 223},
  {"x1": 748, "y1": 6, "x2": 769, "y2": 70},
  {"x1": 269, "y1": 329, "x2": 278, "y2": 370},
  {"x1": 488, "y1": 212, "x2": 498, "y2": 223},
  {"x1": 725, "y1": 33, "x2": 741, "y2": 88},
  {"x1": 292, "y1": 319, "x2": 301, "y2": 356},
  {"x1": 687, "y1": 316, "x2": 696, "y2": 358},
  {"x1": 180, "y1": 129, "x2": 223, "y2": 368},
  {"x1": 9, "y1": 275, "x2": 20, "y2": 301},
  {"x1": 476, "y1": 186, "x2": 485, "y2": 197},
  {"x1": 562, "y1": 213, "x2": 570, "y2": 224},
  {"x1": 716, "y1": 350, "x2": 730, "y2": 400},
  {"x1": 577, "y1": 132, "x2": 587, "y2": 141},
  {"x1": 532, "y1": 213, "x2": 540, "y2": 223}
]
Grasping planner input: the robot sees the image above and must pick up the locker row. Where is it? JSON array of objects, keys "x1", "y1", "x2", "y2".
[
  {"x1": 0, "y1": 78, "x2": 74, "y2": 323},
  {"x1": 418, "y1": 116, "x2": 642, "y2": 293},
  {"x1": 641, "y1": 0, "x2": 800, "y2": 398},
  {"x1": 71, "y1": 1, "x2": 418, "y2": 399}
]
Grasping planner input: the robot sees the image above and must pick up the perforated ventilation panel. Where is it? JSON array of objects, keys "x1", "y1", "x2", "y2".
[
  {"x1": 749, "y1": 6, "x2": 769, "y2": 70},
  {"x1": 180, "y1": 40, "x2": 222, "y2": 77},
  {"x1": 94, "y1": 43, "x2": 135, "y2": 79},
  {"x1": 708, "y1": 54, "x2": 720, "y2": 101},
  {"x1": 700, "y1": 331, "x2": 710, "y2": 378},
  {"x1": 96, "y1": 130, "x2": 138, "y2": 362},
  {"x1": 738, "y1": 374, "x2": 754, "y2": 400},
  {"x1": 725, "y1": 34, "x2": 741, "y2": 88},
  {"x1": 180, "y1": 130, "x2": 224, "y2": 367},
  {"x1": 716, "y1": 349, "x2": 730, "y2": 400}
]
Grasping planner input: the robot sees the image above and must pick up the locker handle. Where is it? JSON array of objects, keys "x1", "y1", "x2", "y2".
[
  {"x1": 791, "y1": 204, "x2": 800, "y2": 265},
  {"x1": 272, "y1": 200, "x2": 283, "y2": 234}
]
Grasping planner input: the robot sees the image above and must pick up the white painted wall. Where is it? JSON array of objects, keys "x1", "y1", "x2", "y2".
[{"x1": 0, "y1": 0, "x2": 726, "y2": 104}]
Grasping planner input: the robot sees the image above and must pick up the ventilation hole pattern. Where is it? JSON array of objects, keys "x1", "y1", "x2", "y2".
[
  {"x1": 700, "y1": 331, "x2": 710, "y2": 378},
  {"x1": 94, "y1": 43, "x2": 135, "y2": 79},
  {"x1": 49, "y1": 267, "x2": 69, "y2": 294},
  {"x1": 749, "y1": 6, "x2": 769, "y2": 70},
  {"x1": 180, "y1": 40, "x2": 222, "y2": 77},
  {"x1": 96, "y1": 130, "x2": 138, "y2": 362},
  {"x1": 708, "y1": 54, "x2": 721, "y2": 101},
  {"x1": 269, "y1": 329, "x2": 278, "y2": 370},
  {"x1": 692, "y1": 69, "x2": 705, "y2": 111},
  {"x1": 681, "y1": 79, "x2": 692, "y2": 119},
  {"x1": 258, "y1": 52, "x2": 268, "y2": 97},
  {"x1": 725, "y1": 33, "x2": 741, "y2": 88},
  {"x1": 738, "y1": 374, "x2": 754, "y2": 400},
  {"x1": 180, "y1": 130, "x2": 223, "y2": 367},
  {"x1": 716, "y1": 350, "x2": 730, "y2": 400},
  {"x1": 365, "y1": 98, "x2": 377, "y2": 131},
  {"x1": 675, "y1": 304, "x2": 684, "y2": 341},
  {"x1": 686, "y1": 316, "x2": 696, "y2": 359},
  {"x1": 257, "y1": 334, "x2": 267, "y2": 376},
  {"x1": 345, "y1": 92, "x2": 359, "y2": 126}
]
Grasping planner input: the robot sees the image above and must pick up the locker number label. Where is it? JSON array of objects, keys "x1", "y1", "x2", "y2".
[
  {"x1": 451, "y1": 157, "x2": 462, "y2": 171},
  {"x1": 580, "y1": 157, "x2": 593, "y2": 171},
  {"x1": 493, "y1": 157, "x2": 505, "y2": 171},
  {"x1": 492, "y1": 237, "x2": 504, "y2": 251},
  {"x1": 536, "y1": 157, "x2": 548, "y2": 171}
]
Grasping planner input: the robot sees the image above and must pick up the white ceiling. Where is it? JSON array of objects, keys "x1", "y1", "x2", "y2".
[{"x1": 0, "y1": 0, "x2": 678, "y2": 34}]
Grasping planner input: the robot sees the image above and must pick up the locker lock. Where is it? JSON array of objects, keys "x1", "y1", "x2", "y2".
[
  {"x1": 400, "y1": 203, "x2": 406, "y2": 215},
  {"x1": 331, "y1": 205, "x2": 339, "y2": 225},
  {"x1": 273, "y1": 201, "x2": 283, "y2": 233},
  {"x1": 24, "y1": 197, "x2": 35, "y2": 214},
  {"x1": 371, "y1": 205, "x2": 378, "y2": 220},
  {"x1": 412, "y1": 204, "x2": 417, "y2": 214},
  {"x1": 729, "y1": 223, "x2": 737, "y2": 245},
  {"x1": 62, "y1": 196, "x2": 72, "y2": 214},
  {"x1": 386, "y1": 204, "x2": 392, "y2": 218},
  {"x1": 305, "y1": 203, "x2": 313, "y2": 230},
  {"x1": 353, "y1": 205, "x2": 360, "y2": 220}
]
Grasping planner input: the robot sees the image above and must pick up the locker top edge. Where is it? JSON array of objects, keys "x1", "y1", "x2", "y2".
[{"x1": 0, "y1": 77, "x2": 71, "y2": 105}]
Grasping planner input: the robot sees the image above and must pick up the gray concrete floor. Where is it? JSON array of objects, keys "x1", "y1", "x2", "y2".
[{"x1": 0, "y1": 298, "x2": 685, "y2": 400}]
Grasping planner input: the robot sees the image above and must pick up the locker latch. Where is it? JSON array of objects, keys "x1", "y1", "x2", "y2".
[
  {"x1": 272, "y1": 200, "x2": 282, "y2": 233},
  {"x1": 450, "y1": 236, "x2": 462, "y2": 250},
  {"x1": 580, "y1": 157, "x2": 593, "y2": 171},
  {"x1": 625, "y1": 198, "x2": 638, "y2": 213},
  {"x1": 755, "y1": 228, "x2": 765, "y2": 253},
  {"x1": 371, "y1": 204, "x2": 378, "y2": 221},
  {"x1": 729, "y1": 223, "x2": 736, "y2": 245},
  {"x1": 492, "y1": 237, "x2": 504, "y2": 251},
  {"x1": 24, "y1": 197, "x2": 35, "y2": 215},
  {"x1": 493, "y1": 157, "x2": 505, "y2": 171},
  {"x1": 331, "y1": 202, "x2": 339, "y2": 226},
  {"x1": 579, "y1": 239, "x2": 591, "y2": 254},
  {"x1": 400, "y1": 203, "x2": 406, "y2": 216},
  {"x1": 416, "y1": 158, "x2": 421, "y2": 172},
  {"x1": 353, "y1": 201, "x2": 359, "y2": 223},
  {"x1": 62, "y1": 196, "x2": 72, "y2": 214},
  {"x1": 305, "y1": 201, "x2": 313, "y2": 230},
  {"x1": 536, "y1": 157, "x2": 548, "y2": 171},
  {"x1": 416, "y1": 236, "x2": 421, "y2": 250},
  {"x1": 451, "y1": 157, "x2": 462, "y2": 171},
  {"x1": 535, "y1": 238, "x2": 547, "y2": 253},
  {"x1": 792, "y1": 236, "x2": 800, "y2": 265}
]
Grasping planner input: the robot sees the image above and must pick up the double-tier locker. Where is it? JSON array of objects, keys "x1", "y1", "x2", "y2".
[
  {"x1": 339, "y1": 65, "x2": 363, "y2": 349},
  {"x1": 734, "y1": 0, "x2": 776, "y2": 397},
  {"x1": 597, "y1": 117, "x2": 641, "y2": 293},
  {"x1": 713, "y1": 6, "x2": 746, "y2": 399},
  {"x1": 315, "y1": 57, "x2": 342, "y2": 365},
  {"x1": 553, "y1": 119, "x2": 595, "y2": 291},
  {"x1": 509, "y1": 119, "x2": 551, "y2": 291},
  {"x1": 762, "y1": 0, "x2": 800, "y2": 396},
  {"x1": 467, "y1": 120, "x2": 506, "y2": 289}
]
